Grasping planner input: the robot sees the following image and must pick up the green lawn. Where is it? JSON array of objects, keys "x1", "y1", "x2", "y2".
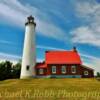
[{"x1": 0, "y1": 78, "x2": 100, "y2": 100}]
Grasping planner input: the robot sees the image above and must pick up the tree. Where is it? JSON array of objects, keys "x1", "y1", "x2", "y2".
[
  {"x1": 0, "y1": 61, "x2": 12, "y2": 80},
  {"x1": 97, "y1": 72, "x2": 100, "y2": 77},
  {"x1": 0, "y1": 60, "x2": 21, "y2": 81},
  {"x1": 12, "y1": 61, "x2": 21, "y2": 78}
]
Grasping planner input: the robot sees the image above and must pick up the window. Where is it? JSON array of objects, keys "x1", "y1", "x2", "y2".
[
  {"x1": 61, "y1": 66, "x2": 66, "y2": 74},
  {"x1": 84, "y1": 71, "x2": 88, "y2": 75},
  {"x1": 39, "y1": 69, "x2": 44, "y2": 74},
  {"x1": 52, "y1": 66, "x2": 56, "y2": 74},
  {"x1": 26, "y1": 65, "x2": 30, "y2": 71},
  {"x1": 30, "y1": 19, "x2": 33, "y2": 22},
  {"x1": 71, "y1": 65, "x2": 76, "y2": 73}
]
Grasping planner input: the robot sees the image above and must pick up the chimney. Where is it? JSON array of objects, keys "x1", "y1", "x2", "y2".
[{"x1": 73, "y1": 46, "x2": 77, "y2": 52}]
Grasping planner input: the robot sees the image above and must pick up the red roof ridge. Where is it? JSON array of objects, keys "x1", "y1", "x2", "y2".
[{"x1": 45, "y1": 50, "x2": 78, "y2": 53}]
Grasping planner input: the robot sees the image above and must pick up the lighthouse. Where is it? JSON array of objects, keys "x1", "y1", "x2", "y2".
[{"x1": 20, "y1": 16, "x2": 36, "y2": 79}]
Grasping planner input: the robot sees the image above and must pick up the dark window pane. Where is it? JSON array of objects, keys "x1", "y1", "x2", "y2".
[{"x1": 26, "y1": 65, "x2": 30, "y2": 70}]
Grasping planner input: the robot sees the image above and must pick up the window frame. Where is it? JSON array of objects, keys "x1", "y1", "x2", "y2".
[
  {"x1": 84, "y1": 71, "x2": 89, "y2": 76},
  {"x1": 61, "y1": 65, "x2": 66, "y2": 74},
  {"x1": 52, "y1": 66, "x2": 56, "y2": 74},
  {"x1": 39, "y1": 68, "x2": 44, "y2": 75},
  {"x1": 71, "y1": 65, "x2": 76, "y2": 73}
]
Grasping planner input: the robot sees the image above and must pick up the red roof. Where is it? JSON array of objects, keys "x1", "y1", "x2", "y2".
[
  {"x1": 35, "y1": 62, "x2": 46, "y2": 68},
  {"x1": 81, "y1": 65, "x2": 94, "y2": 70},
  {"x1": 45, "y1": 51, "x2": 82, "y2": 64}
]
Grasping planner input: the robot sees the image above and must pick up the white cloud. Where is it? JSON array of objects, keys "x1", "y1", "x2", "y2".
[
  {"x1": 36, "y1": 19, "x2": 67, "y2": 41},
  {"x1": 75, "y1": 0, "x2": 96, "y2": 20},
  {"x1": 0, "y1": 52, "x2": 21, "y2": 62},
  {"x1": 37, "y1": 45, "x2": 65, "y2": 50},
  {"x1": 81, "y1": 53, "x2": 100, "y2": 61},
  {"x1": 71, "y1": 26, "x2": 100, "y2": 46},
  {"x1": 71, "y1": 0, "x2": 100, "y2": 47},
  {"x1": 0, "y1": 40, "x2": 16, "y2": 45},
  {"x1": 0, "y1": 45, "x2": 65, "y2": 63},
  {"x1": 81, "y1": 53, "x2": 100, "y2": 75},
  {"x1": 0, "y1": 0, "x2": 67, "y2": 41},
  {"x1": 36, "y1": 58, "x2": 44, "y2": 62},
  {"x1": 0, "y1": 0, "x2": 27, "y2": 27}
]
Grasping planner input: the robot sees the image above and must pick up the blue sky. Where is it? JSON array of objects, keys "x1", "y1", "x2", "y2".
[{"x1": 0, "y1": 0, "x2": 100, "y2": 74}]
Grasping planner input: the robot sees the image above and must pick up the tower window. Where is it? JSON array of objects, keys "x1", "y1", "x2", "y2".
[
  {"x1": 26, "y1": 65, "x2": 30, "y2": 71},
  {"x1": 30, "y1": 19, "x2": 33, "y2": 22}
]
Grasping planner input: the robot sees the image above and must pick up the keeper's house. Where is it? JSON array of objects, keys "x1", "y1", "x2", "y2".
[{"x1": 35, "y1": 47, "x2": 94, "y2": 78}]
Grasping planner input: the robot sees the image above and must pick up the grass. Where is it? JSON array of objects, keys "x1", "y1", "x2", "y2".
[{"x1": 0, "y1": 78, "x2": 100, "y2": 100}]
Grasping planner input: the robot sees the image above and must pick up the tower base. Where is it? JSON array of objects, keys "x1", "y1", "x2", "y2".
[{"x1": 20, "y1": 75, "x2": 36, "y2": 79}]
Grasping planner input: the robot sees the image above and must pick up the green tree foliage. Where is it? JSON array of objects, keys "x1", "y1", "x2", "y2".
[
  {"x1": 0, "y1": 60, "x2": 21, "y2": 81},
  {"x1": 12, "y1": 62, "x2": 21, "y2": 78},
  {"x1": 97, "y1": 72, "x2": 100, "y2": 77},
  {"x1": 0, "y1": 61, "x2": 12, "y2": 80}
]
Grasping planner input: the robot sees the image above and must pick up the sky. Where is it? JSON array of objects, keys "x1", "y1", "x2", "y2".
[{"x1": 0, "y1": 0, "x2": 100, "y2": 74}]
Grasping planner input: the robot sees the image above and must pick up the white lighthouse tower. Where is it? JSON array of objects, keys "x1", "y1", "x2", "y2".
[{"x1": 20, "y1": 16, "x2": 36, "y2": 79}]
